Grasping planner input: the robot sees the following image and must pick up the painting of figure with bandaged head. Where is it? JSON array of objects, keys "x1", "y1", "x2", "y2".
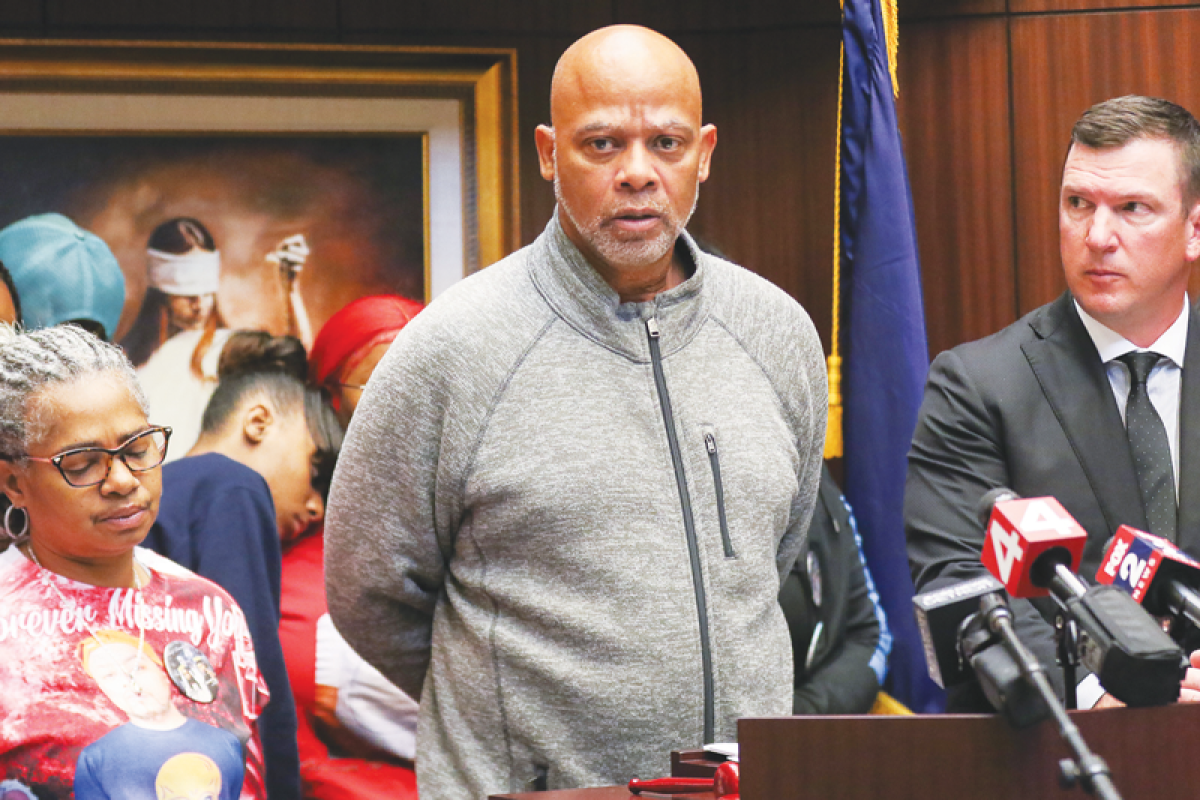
[
  {"x1": 123, "y1": 217, "x2": 225, "y2": 369},
  {"x1": 122, "y1": 217, "x2": 232, "y2": 460},
  {"x1": 0, "y1": 135, "x2": 426, "y2": 345}
]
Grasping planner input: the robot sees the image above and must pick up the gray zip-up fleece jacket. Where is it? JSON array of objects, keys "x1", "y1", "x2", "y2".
[{"x1": 325, "y1": 217, "x2": 827, "y2": 799}]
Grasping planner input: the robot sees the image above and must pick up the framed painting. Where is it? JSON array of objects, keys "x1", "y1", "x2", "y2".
[{"x1": 0, "y1": 40, "x2": 520, "y2": 342}]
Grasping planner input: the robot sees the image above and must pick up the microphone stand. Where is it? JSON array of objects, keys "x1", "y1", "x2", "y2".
[
  {"x1": 1056, "y1": 611, "x2": 1080, "y2": 710},
  {"x1": 979, "y1": 594, "x2": 1122, "y2": 800}
]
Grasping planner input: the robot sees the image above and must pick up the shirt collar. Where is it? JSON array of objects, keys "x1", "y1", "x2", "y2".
[
  {"x1": 527, "y1": 213, "x2": 709, "y2": 362},
  {"x1": 1075, "y1": 294, "x2": 1189, "y2": 367}
]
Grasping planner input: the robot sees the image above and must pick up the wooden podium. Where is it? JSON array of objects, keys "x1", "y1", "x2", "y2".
[
  {"x1": 490, "y1": 705, "x2": 1200, "y2": 799},
  {"x1": 739, "y1": 703, "x2": 1200, "y2": 799}
]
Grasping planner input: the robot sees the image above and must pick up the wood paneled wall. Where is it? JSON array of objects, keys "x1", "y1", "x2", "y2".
[{"x1": 5, "y1": 0, "x2": 1200, "y2": 360}]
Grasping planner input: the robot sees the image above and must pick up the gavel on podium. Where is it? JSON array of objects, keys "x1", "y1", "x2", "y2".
[{"x1": 628, "y1": 761, "x2": 739, "y2": 799}]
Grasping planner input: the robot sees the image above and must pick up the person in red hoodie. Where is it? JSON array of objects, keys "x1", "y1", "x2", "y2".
[{"x1": 280, "y1": 295, "x2": 423, "y2": 799}]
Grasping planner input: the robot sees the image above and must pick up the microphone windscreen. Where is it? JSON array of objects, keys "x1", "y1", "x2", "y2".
[
  {"x1": 1066, "y1": 585, "x2": 1185, "y2": 707},
  {"x1": 976, "y1": 487, "x2": 1020, "y2": 529},
  {"x1": 913, "y1": 575, "x2": 1006, "y2": 688},
  {"x1": 1097, "y1": 524, "x2": 1200, "y2": 617},
  {"x1": 982, "y1": 495, "x2": 1087, "y2": 598}
]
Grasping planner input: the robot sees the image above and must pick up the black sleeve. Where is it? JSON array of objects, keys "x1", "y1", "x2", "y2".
[
  {"x1": 784, "y1": 467, "x2": 884, "y2": 715},
  {"x1": 202, "y1": 485, "x2": 302, "y2": 800},
  {"x1": 905, "y1": 349, "x2": 1066, "y2": 709}
]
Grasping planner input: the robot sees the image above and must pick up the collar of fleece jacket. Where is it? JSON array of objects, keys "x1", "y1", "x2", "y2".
[{"x1": 530, "y1": 213, "x2": 710, "y2": 363}]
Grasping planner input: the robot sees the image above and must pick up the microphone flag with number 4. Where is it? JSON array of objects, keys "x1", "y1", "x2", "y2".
[{"x1": 982, "y1": 496, "x2": 1087, "y2": 598}]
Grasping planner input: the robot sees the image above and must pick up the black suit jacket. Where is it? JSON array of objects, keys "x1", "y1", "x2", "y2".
[{"x1": 905, "y1": 291, "x2": 1200, "y2": 709}]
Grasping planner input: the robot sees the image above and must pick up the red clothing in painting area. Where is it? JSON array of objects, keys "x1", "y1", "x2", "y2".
[
  {"x1": 280, "y1": 531, "x2": 418, "y2": 799},
  {"x1": 0, "y1": 546, "x2": 267, "y2": 800}
]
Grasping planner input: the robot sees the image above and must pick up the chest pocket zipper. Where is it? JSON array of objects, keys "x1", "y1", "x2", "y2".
[{"x1": 704, "y1": 432, "x2": 737, "y2": 558}]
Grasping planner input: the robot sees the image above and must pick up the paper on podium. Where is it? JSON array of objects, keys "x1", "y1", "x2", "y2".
[{"x1": 704, "y1": 742, "x2": 739, "y2": 761}]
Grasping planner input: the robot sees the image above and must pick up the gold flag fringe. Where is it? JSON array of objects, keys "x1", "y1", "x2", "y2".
[{"x1": 882, "y1": 0, "x2": 900, "y2": 99}]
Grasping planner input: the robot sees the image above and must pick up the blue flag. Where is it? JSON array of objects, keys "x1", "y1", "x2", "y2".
[{"x1": 839, "y1": 0, "x2": 942, "y2": 712}]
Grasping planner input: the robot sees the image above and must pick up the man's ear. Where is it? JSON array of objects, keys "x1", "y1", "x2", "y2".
[
  {"x1": 242, "y1": 404, "x2": 274, "y2": 446},
  {"x1": 697, "y1": 124, "x2": 718, "y2": 184},
  {"x1": 535, "y1": 125, "x2": 557, "y2": 182},
  {"x1": 0, "y1": 461, "x2": 26, "y2": 506},
  {"x1": 1187, "y1": 200, "x2": 1200, "y2": 262}
]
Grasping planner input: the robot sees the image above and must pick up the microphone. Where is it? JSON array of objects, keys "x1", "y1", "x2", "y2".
[
  {"x1": 913, "y1": 576, "x2": 1050, "y2": 727},
  {"x1": 913, "y1": 574, "x2": 1007, "y2": 689},
  {"x1": 1096, "y1": 524, "x2": 1200, "y2": 629},
  {"x1": 980, "y1": 489, "x2": 1186, "y2": 707},
  {"x1": 978, "y1": 491, "x2": 1088, "y2": 600}
]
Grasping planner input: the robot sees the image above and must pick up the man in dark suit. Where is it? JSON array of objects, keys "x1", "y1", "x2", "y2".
[{"x1": 906, "y1": 95, "x2": 1200, "y2": 710}]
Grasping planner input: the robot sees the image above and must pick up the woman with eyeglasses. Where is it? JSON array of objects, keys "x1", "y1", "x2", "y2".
[
  {"x1": 0, "y1": 324, "x2": 267, "y2": 799},
  {"x1": 308, "y1": 294, "x2": 424, "y2": 429}
]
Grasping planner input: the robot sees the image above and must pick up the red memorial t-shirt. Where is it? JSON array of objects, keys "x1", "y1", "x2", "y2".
[{"x1": 0, "y1": 546, "x2": 268, "y2": 800}]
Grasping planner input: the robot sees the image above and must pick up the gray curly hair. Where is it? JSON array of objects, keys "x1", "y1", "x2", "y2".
[{"x1": 0, "y1": 324, "x2": 147, "y2": 460}]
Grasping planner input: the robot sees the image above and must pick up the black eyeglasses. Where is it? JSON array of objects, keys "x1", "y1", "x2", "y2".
[
  {"x1": 332, "y1": 381, "x2": 367, "y2": 392},
  {"x1": 24, "y1": 426, "x2": 172, "y2": 488}
]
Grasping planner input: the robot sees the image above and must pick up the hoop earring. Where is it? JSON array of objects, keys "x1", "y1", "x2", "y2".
[{"x1": 3, "y1": 504, "x2": 28, "y2": 541}]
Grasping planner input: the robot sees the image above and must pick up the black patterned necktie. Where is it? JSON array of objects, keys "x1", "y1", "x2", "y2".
[{"x1": 1118, "y1": 351, "x2": 1177, "y2": 541}]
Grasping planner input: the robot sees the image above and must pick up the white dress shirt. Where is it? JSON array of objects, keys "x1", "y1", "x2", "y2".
[{"x1": 1076, "y1": 295, "x2": 1188, "y2": 498}]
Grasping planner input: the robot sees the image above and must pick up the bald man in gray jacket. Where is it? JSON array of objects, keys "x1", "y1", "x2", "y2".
[{"x1": 325, "y1": 24, "x2": 826, "y2": 800}]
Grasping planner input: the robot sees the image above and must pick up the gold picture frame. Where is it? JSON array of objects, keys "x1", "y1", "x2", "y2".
[{"x1": 0, "y1": 39, "x2": 520, "y2": 335}]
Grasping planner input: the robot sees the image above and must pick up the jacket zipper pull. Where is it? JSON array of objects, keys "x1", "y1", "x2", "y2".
[
  {"x1": 704, "y1": 432, "x2": 717, "y2": 455},
  {"x1": 646, "y1": 316, "x2": 660, "y2": 339}
]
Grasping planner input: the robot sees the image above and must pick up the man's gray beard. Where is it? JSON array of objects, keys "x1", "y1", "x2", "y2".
[{"x1": 554, "y1": 173, "x2": 699, "y2": 271}]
